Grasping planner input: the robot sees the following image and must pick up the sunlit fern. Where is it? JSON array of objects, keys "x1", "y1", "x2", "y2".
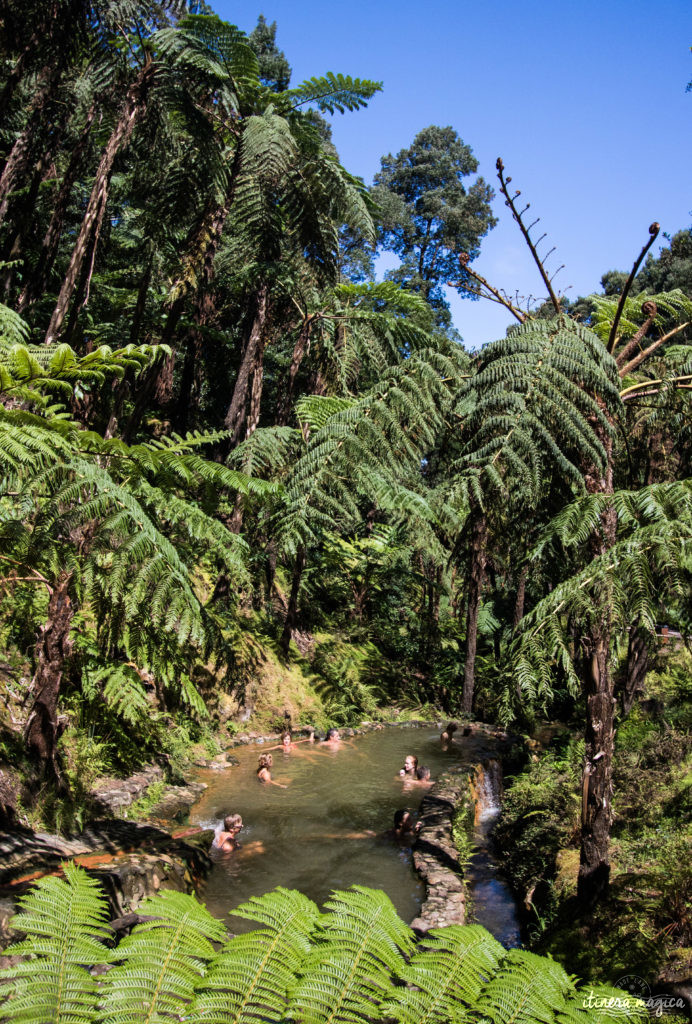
[{"x1": 0, "y1": 868, "x2": 647, "y2": 1024}]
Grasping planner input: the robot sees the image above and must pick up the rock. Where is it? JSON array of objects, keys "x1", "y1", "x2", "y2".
[
  {"x1": 148, "y1": 783, "x2": 207, "y2": 823},
  {"x1": 0, "y1": 820, "x2": 214, "y2": 950},
  {"x1": 412, "y1": 770, "x2": 471, "y2": 932},
  {"x1": 90, "y1": 766, "x2": 164, "y2": 815}
]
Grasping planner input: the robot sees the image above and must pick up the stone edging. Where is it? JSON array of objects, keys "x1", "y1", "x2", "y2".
[
  {"x1": 409, "y1": 726, "x2": 513, "y2": 934},
  {"x1": 227, "y1": 718, "x2": 443, "y2": 747},
  {"x1": 410, "y1": 765, "x2": 471, "y2": 933}
]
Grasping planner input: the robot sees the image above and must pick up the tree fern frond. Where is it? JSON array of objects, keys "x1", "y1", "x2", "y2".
[
  {"x1": 384, "y1": 924, "x2": 504, "y2": 1024},
  {"x1": 190, "y1": 888, "x2": 319, "y2": 1024},
  {"x1": 287, "y1": 886, "x2": 414, "y2": 1024},
  {"x1": 1, "y1": 864, "x2": 112, "y2": 1023},
  {"x1": 98, "y1": 890, "x2": 226, "y2": 1024},
  {"x1": 283, "y1": 73, "x2": 382, "y2": 115}
]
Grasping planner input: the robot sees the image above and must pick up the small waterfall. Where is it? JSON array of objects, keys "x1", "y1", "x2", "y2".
[
  {"x1": 467, "y1": 758, "x2": 522, "y2": 947},
  {"x1": 472, "y1": 760, "x2": 503, "y2": 824}
]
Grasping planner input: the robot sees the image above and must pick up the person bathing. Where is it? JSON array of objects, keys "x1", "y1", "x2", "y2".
[
  {"x1": 257, "y1": 752, "x2": 288, "y2": 787},
  {"x1": 211, "y1": 813, "x2": 243, "y2": 853}
]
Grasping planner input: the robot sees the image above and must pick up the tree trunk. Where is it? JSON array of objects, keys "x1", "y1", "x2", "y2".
[
  {"x1": 512, "y1": 563, "x2": 529, "y2": 628},
  {"x1": 129, "y1": 254, "x2": 153, "y2": 346},
  {"x1": 62, "y1": 187, "x2": 107, "y2": 348},
  {"x1": 24, "y1": 571, "x2": 74, "y2": 788},
  {"x1": 245, "y1": 344, "x2": 265, "y2": 439},
  {"x1": 578, "y1": 428, "x2": 617, "y2": 905},
  {"x1": 620, "y1": 629, "x2": 649, "y2": 717},
  {"x1": 18, "y1": 103, "x2": 96, "y2": 313},
  {"x1": 280, "y1": 547, "x2": 306, "y2": 656},
  {"x1": 462, "y1": 514, "x2": 488, "y2": 715},
  {"x1": 44, "y1": 61, "x2": 154, "y2": 345},
  {"x1": 277, "y1": 315, "x2": 313, "y2": 425},
  {"x1": 0, "y1": 63, "x2": 63, "y2": 223},
  {"x1": 154, "y1": 199, "x2": 230, "y2": 406},
  {"x1": 578, "y1": 624, "x2": 616, "y2": 905},
  {"x1": 225, "y1": 283, "x2": 268, "y2": 444}
]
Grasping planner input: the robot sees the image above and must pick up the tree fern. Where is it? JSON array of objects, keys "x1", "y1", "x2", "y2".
[
  {"x1": 287, "y1": 886, "x2": 414, "y2": 1024},
  {"x1": 383, "y1": 924, "x2": 505, "y2": 1024},
  {"x1": 189, "y1": 887, "x2": 319, "y2": 1024},
  {"x1": 97, "y1": 889, "x2": 226, "y2": 1023},
  {"x1": 0, "y1": 863, "x2": 113, "y2": 1023},
  {"x1": 0, "y1": 877, "x2": 646, "y2": 1024},
  {"x1": 504, "y1": 478, "x2": 692, "y2": 718},
  {"x1": 282, "y1": 72, "x2": 382, "y2": 115},
  {"x1": 454, "y1": 315, "x2": 621, "y2": 506}
]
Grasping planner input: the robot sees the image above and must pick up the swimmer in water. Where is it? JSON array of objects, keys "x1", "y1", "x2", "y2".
[
  {"x1": 256, "y1": 752, "x2": 288, "y2": 787},
  {"x1": 385, "y1": 809, "x2": 421, "y2": 842},
  {"x1": 441, "y1": 722, "x2": 458, "y2": 746},
  {"x1": 319, "y1": 727, "x2": 356, "y2": 751},
  {"x1": 414, "y1": 766, "x2": 433, "y2": 786},
  {"x1": 399, "y1": 754, "x2": 418, "y2": 777},
  {"x1": 267, "y1": 729, "x2": 315, "y2": 752},
  {"x1": 211, "y1": 813, "x2": 243, "y2": 853}
]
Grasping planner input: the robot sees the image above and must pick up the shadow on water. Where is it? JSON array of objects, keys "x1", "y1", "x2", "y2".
[{"x1": 190, "y1": 729, "x2": 522, "y2": 945}]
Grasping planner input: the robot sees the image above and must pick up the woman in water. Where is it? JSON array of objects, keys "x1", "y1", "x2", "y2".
[
  {"x1": 256, "y1": 752, "x2": 288, "y2": 787},
  {"x1": 440, "y1": 722, "x2": 457, "y2": 746},
  {"x1": 399, "y1": 754, "x2": 418, "y2": 777}
]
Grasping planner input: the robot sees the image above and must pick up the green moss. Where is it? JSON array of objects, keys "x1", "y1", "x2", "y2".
[{"x1": 123, "y1": 781, "x2": 166, "y2": 821}]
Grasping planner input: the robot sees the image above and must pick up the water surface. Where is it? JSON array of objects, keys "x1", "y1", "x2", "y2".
[{"x1": 191, "y1": 727, "x2": 457, "y2": 929}]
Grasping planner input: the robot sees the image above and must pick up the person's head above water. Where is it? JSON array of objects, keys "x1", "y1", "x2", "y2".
[
  {"x1": 325, "y1": 727, "x2": 340, "y2": 741},
  {"x1": 401, "y1": 754, "x2": 418, "y2": 775},
  {"x1": 416, "y1": 766, "x2": 431, "y2": 781},
  {"x1": 281, "y1": 731, "x2": 292, "y2": 747},
  {"x1": 223, "y1": 813, "x2": 243, "y2": 832},
  {"x1": 257, "y1": 752, "x2": 273, "y2": 770},
  {"x1": 393, "y1": 809, "x2": 412, "y2": 831}
]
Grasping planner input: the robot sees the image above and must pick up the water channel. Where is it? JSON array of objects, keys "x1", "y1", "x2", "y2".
[{"x1": 190, "y1": 726, "x2": 521, "y2": 944}]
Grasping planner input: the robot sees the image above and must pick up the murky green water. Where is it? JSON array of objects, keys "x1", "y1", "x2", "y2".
[{"x1": 190, "y1": 726, "x2": 457, "y2": 929}]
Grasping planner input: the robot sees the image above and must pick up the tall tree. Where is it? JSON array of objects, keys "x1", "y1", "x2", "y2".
[{"x1": 373, "y1": 125, "x2": 495, "y2": 327}]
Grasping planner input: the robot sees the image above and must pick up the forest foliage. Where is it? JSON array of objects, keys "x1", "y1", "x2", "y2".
[{"x1": 0, "y1": 0, "x2": 690, "y2": 916}]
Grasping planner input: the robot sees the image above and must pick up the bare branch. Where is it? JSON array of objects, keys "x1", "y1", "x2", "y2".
[
  {"x1": 614, "y1": 300, "x2": 657, "y2": 369},
  {"x1": 496, "y1": 158, "x2": 562, "y2": 314},
  {"x1": 607, "y1": 222, "x2": 660, "y2": 354},
  {"x1": 451, "y1": 254, "x2": 528, "y2": 324},
  {"x1": 619, "y1": 322, "x2": 691, "y2": 377}
]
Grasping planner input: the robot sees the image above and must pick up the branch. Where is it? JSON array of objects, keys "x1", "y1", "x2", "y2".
[
  {"x1": 607, "y1": 222, "x2": 660, "y2": 354},
  {"x1": 620, "y1": 373, "x2": 692, "y2": 401},
  {"x1": 451, "y1": 255, "x2": 528, "y2": 324},
  {"x1": 619, "y1": 322, "x2": 691, "y2": 377},
  {"x1": 614, "y1": 301, "x2": 658, "y2": 369},
  {"x1": 495, "y1": 158, "x2": 561, "y2": 315}
]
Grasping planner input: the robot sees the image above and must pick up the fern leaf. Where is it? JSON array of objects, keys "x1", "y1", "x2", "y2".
[
  {"x1": 1, "y1": 864, "x2": 112, "y2": 1023},
  {"x1": 287, "y1": 886, "x2": 414, "y2": 1024},
  {"x1": 97, "y1": 889, "x2": 226, "y2": 1023},
  {"x1": 190, "y1": 888, "x2": 319, "y2": 1023}
]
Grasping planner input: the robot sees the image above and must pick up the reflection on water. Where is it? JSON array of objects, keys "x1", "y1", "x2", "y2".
[{"x1": 467, "y1": 760, "x2": 522, "y2": 948}]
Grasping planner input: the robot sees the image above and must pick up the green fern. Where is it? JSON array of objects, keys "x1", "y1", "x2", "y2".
[
  {"x1": 287, "y1": 886, "x2": 415, "y2": 1024},
  {"x1": 0, "y1": 864, "x2": 113, "y2": 1023},
  {"x1": 454, "y1": 315, "x2": 621, "y2": 505},
  {"x1": 98, "y1": 890, "x2": 226, "y2": 1023},
  {"x1": 383, "y1": 924, "x2": 504, "y2": 1024},
  {"x1": 0, "y1": 873, "x2": 647, "y2": 1024},
  {"x1": 189, "y1": 887, "x2": 319, "y2": 1023}
]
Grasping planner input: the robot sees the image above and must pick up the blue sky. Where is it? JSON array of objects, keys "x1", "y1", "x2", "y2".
[{"x1": 216, "y1": 0, "x2": 691, "y2": 348}]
